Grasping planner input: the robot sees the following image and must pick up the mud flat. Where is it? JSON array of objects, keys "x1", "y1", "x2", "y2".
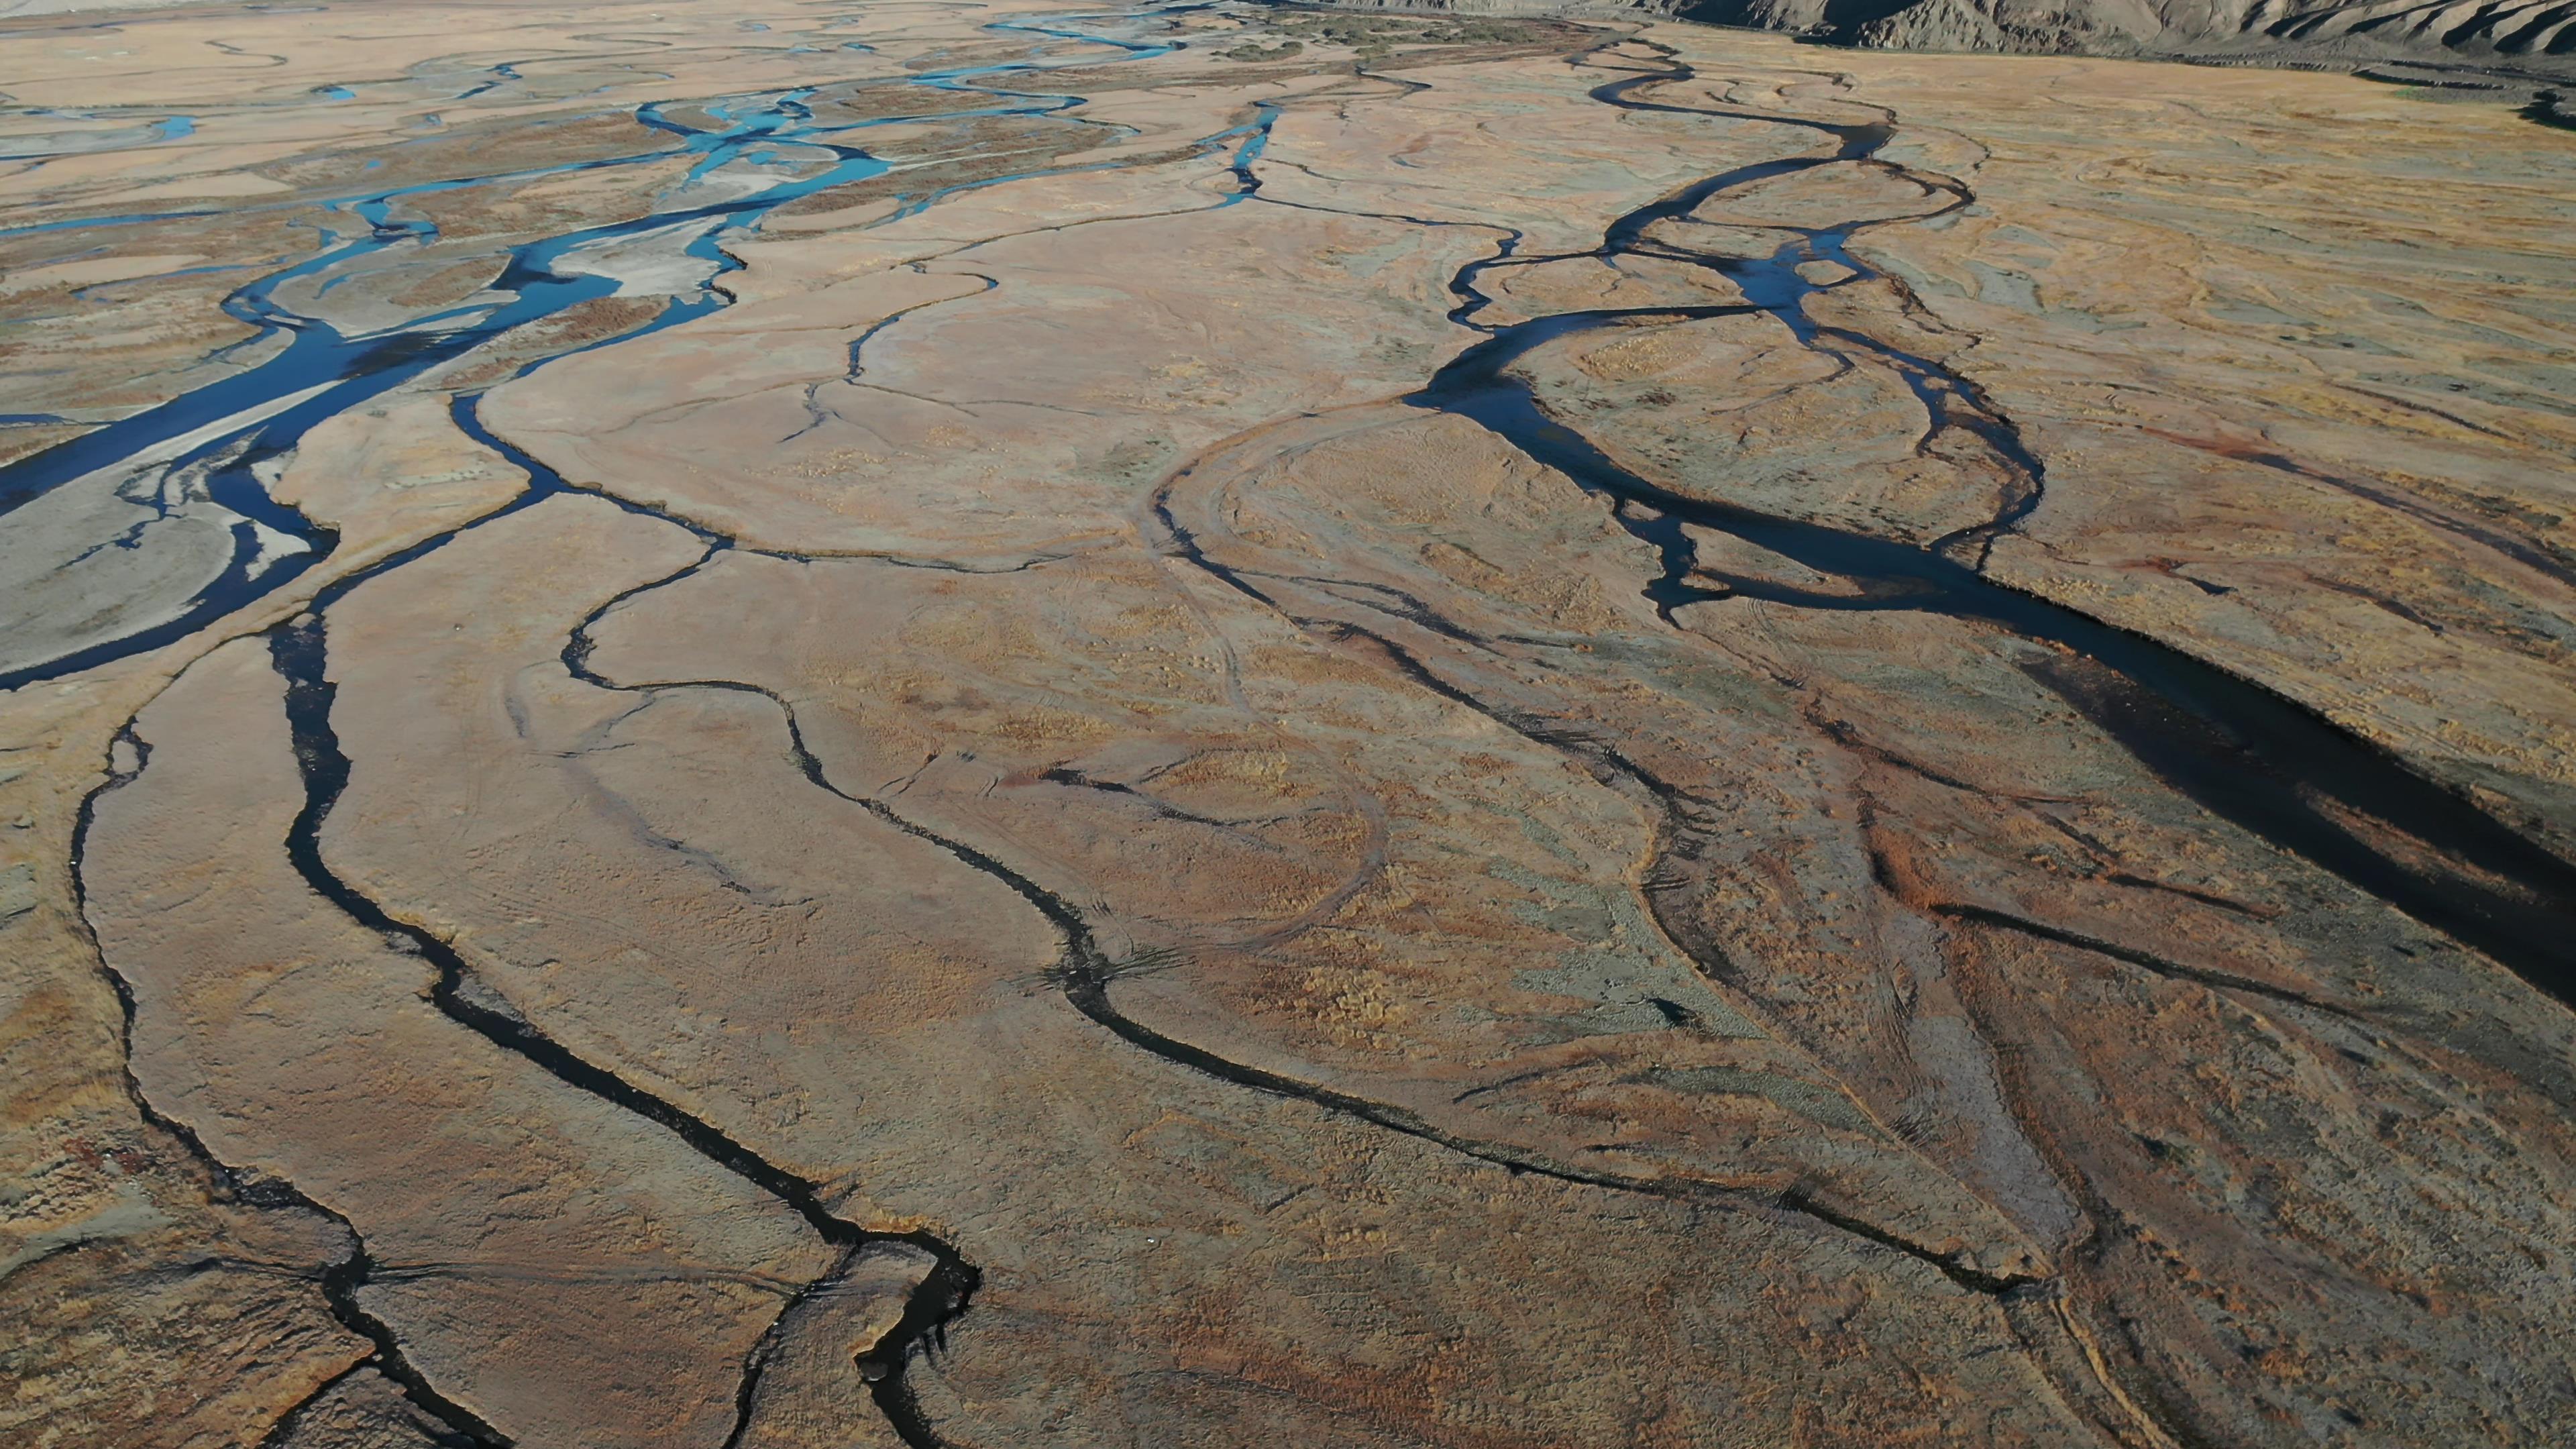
[{"x1": 3, "y1": 3, "x2": 2573, "y2": 1447}]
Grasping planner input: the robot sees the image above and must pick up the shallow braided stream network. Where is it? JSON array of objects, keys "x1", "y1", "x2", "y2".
[
  {"x1": 0, "y1": 5, "x2": 1213, "y2": 687},
  {"x1": 19, "y1": 3, "x2": 2576, "y2": 1445},
  {"x1": 44, "y1": 7, "x2": 1261, "y2": 1444}
]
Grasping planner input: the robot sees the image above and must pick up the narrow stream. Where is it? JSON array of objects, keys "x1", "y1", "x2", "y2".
[
  {"x1": 1411, "y1": 41, "x2": 2576, "y2": 1002},
  {"x1": 0, "y1": 5, "x2": 1230, "y2": 692},
  {"x1": 32, "y1": 10, "x2": 1225, "y2": 1447},
  {"x1": 34, "y1": 11, "x2": 2576, "y2": 1447}
]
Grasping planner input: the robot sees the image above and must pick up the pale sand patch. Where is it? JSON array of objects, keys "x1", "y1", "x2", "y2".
[{"x1": 0, "y1": 252, "x2": 206, "y2": 295}]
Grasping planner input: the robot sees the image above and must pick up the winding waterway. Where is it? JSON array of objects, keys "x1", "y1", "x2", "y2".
[
  {"x1": 0, "y1": 5, "x2": 1235, "y2": 691},
  {"x1": 36, "y1": 9, "x2": 1241, "y2": 1446},
  {"x1": 28, "y1": 7, "x2": 2576, "y2": 1446},
  {"x1": 1401, "y1": 41, "x2": 2576, "y2": 1001}
]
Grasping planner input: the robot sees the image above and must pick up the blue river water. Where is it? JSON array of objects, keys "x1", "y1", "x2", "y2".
[{"x1": 0, "y1": 5, "x2": 1260, "y2": 690}]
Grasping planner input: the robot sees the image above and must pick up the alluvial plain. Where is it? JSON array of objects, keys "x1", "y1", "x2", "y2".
[{"x1": 3, "y1": 3, "x2": 2574, "y2": 1446}]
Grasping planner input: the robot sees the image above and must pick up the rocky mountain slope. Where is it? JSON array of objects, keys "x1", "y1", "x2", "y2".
[
  {"x1": 1326, "y1": 0, "x2": 2576, "y2": 73},
  {"x1": 1714, "y1": 0, "x2": 2575, "y2": 66}
]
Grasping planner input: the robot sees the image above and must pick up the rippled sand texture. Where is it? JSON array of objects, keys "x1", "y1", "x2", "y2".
[{"x1": 5, "y1": 3, "x2": 2574, "y2": 1448}]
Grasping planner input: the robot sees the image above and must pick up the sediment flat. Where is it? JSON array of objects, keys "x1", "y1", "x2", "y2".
[{"x1": 3, "y1": 3, "x2": 2572, "y2": 1446}]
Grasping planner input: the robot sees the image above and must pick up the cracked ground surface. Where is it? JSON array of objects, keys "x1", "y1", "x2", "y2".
[{"x1": 3, "y1": 2, "x2": 2575, "y2": 1446}]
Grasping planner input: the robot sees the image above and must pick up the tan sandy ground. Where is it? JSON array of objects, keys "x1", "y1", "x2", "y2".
[{"x1": 3, "y1": 3, "x2": 2572, "y2": 1447}]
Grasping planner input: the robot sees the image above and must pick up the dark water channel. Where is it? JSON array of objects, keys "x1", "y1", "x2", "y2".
[
  {"x1": 36, "y1": 14, "x2": 2576, "y2": 1446},
  {"x1": 0, "y1": 5, "x2": 1239, "y2": 692},
  {"x1": 1412, "y1": 44, "x2": 2576, "y2": 1002}
]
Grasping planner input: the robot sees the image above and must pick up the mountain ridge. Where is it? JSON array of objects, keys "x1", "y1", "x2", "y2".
[{"x1": 1309, "y1": 0, "x2": 2576, "y2": 77}]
